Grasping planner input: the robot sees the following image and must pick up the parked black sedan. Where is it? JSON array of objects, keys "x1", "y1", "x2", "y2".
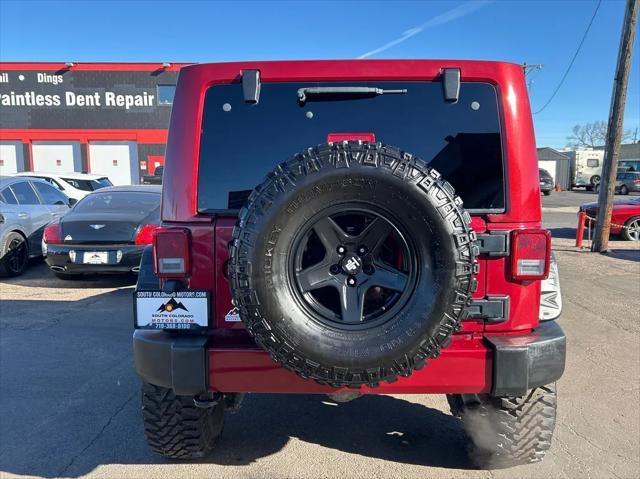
[
  {"x1": 43, "y1": 185, "x2": 161, "y2": 279},
  {"x1": 539, "y1": 168, "x2": 554, "y2": 196}
]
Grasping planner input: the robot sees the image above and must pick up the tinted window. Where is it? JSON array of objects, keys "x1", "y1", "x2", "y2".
[
  {"x1": 33, "y1": 182, "x2": 69, "y2": 205},
  {"x1": 198, "y1": 81, "x2": 504, "y2": 212},
  {"x1": 1, "y1": 187, "x2": 18, "y2": 204},
  {"x1": 10, "y1": 182, "x2": 40, "y2": 205},
  {"x1": 62, "y1": 177, "x2": 112, "y2": 191},
  {"x1": 74, "y1": 192, "x2": 159, "y2": 215},
  {"x1": 96, "y1": 177, "x2": 113, "y2": 188},
  {"x1": 158, "y1": 85, "x2": 176, "y2": 105}
]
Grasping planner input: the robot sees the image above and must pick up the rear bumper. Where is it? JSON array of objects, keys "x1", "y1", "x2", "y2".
[
  {"x1": 45, "y1": 244, "x2": 144, "y2": 274},
  {"x1": 133, "y1": 321, "x2": 565, "y2": 397}
]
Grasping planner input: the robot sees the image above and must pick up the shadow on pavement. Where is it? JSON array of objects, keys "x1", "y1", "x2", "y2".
[
  {"x1": 604, "y1": 249, "x2": 640, "y2": 263},
  {"x1": 0, "y1": 261, "x2": 136, "y2": 289},
  {"x1": 550, "y1": 227, "x2": 576, "y2": 239},
  {"x1": 204, "y1": 393, "x2": 473, "y2": 470}
]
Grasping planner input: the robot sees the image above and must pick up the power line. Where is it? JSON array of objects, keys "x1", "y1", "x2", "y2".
[{"x1": 533, "y1": 0, "x2": 602, "y2": 115}]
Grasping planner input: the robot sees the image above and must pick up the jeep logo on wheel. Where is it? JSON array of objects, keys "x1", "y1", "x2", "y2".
[{"x1": 343, "y1": 256, "x2": 361, "y2": 273}]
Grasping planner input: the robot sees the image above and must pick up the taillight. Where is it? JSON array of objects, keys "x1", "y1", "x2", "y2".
[
  {"x1": 134, "y1": 224, "x2": 159, "y2": 245},
  {"x1": 634, "y1": 178, "x2": 640, "y2": 184},
  {"x1": 510, "y1": 229, "x2": 551, "y2": 281},
  {"x1": 327, "y1": 132, "x2": 376, "y2": 143},
  {"x1": 43, "y1": 223, "x2": 62, "y2": 244},
  {"x1": 153, "y1": 228, "x2": 190, "y2": 277}
]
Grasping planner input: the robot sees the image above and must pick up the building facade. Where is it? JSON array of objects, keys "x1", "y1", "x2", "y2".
[
  {"x1": 0, "y1": 62, "x2": 188, "y2": 184},
  {"x1": 537, "y1": 147, "x2": 571, "y2": 190}
]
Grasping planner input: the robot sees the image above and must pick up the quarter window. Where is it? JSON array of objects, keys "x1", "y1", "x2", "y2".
[
  {"x1": 0, "y1": 187, "x2": 18, "y2": 204},
  {"x1": 33, "y1": 182, "x2": 69, "y2": 205},
  {"x1": 9, "y1": 182, "x2": 40, "y2": 205}
]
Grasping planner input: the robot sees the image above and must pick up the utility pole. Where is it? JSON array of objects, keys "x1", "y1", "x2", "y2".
[{"x1": 592, "y1": 0, "x2": 638, "y2": 252}]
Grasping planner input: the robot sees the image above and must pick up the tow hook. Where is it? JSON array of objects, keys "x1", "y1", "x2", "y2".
[{"x1": 193, "y1": 392, "x2": 221, "y2": 409}]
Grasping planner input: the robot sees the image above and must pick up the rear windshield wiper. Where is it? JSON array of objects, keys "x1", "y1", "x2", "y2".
[{"x1": 297, "y1": 86, "x2": 407, "y2": 104}]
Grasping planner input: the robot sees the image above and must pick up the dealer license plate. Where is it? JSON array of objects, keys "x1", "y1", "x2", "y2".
[
  {"x1": 83, "y1": 251, "x2": 109, "y2": 264},
  {"x1": 134, "y1": 290, "x2": 209, "y2": 330}
]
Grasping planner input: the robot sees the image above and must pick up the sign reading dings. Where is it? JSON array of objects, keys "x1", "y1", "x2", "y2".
[{"x1": 0, "y1": 69, "x2": 178, "y2": 130}]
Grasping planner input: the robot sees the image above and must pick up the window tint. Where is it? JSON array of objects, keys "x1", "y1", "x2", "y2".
[
  {"x1": 158, "y1": 85, "x2": 176, "y2": 105},
  {"x1": 33, "y1": 182, "x2": 69, "y2": 205},
  {"x1": 45, "y1": 177, "x2": 64, "y2": 190},
  {"x1": 1, "y1": 187, "x2": 18, "y2": 204},
  {"x1": 587, "y1": 159, "x2": 599, "y2": 168},
  {"x1": 96, "y1": 177, "x2": 113, "y2": 188},
  {"x1": 73, "y1": 192, "x2": 160, "y2": 216},
  {"x1": 198, "y1": 81, "x2": 505, "y2": 212},
  {"x1": 62, "y1": 177, "x2": 111, "y2": 191},
  {"x1": 9, "y1": 182, "x2": 40, "y2": 205}
]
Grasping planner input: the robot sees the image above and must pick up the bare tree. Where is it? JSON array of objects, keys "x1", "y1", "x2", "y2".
[{"x1": 566, "y1": 121, "x2": 636, "y2": 148}]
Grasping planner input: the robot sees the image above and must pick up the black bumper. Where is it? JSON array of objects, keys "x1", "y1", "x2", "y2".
[
  {"x1": 485, "y1": 320, "x2": 566, "y2": 396},
  {"x1": 133, "y1": 321, "x2": 566, "y2": 397},
  {"x1": 133, "y1": 330, "x2": 208, "y2": 396},
  {"x1": 45, "y1": 244, "x2": 144, "y2": 274}
]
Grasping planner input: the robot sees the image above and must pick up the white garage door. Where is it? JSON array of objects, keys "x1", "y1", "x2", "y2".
[
  {"x1": 89, "y1": 141, "x2": 139, "y2": 186},
  {"x1": 0, "y1": 141, "x2": 24, "y2": 175},
  {"x1": 539, "y1": 160, "x2": 557, "y2": 183},
  {"x1": 32, "y1": 141, "x2": 81, "y2": 173}
]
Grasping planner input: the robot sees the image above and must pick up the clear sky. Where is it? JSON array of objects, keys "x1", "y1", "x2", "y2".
[{"x1": 0, "y1": 0, "x2": 637, "y2": 149}]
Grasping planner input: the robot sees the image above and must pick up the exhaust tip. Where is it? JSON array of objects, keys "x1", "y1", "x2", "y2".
[
  {"x1": 50, "y1": 266, "x2": 65, "y2": 272},
  {"x1": 131, "y1": 266, "x2": 140, "y2": 273}
]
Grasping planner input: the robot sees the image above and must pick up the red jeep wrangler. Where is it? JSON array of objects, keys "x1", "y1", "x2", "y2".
[{"x1": 133, "y1": 60, "x2": 565, "y2": 468}]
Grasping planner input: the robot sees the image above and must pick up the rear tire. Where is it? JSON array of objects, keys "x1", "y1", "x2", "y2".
[
  {"x1": 0, "y1": 232, "x2": 29, "y2": 277},
  {"x1": 543, "y1": 190, "x2": 551, "y2": 196},
  {"x1": 448, "y1": 383, "x2": 557, "y2": 469},
  {"x1": 620, "y1": 185, "x2": 629, "y2": 195},
  {"x1": 141, "y1": 383, "x2": 224, "y2": 459}
]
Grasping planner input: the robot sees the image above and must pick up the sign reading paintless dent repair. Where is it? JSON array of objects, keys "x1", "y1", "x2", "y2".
[
  {"x1": 0, "y1": 69, "x2": 178, "y2": 129},
  {"x1": 135, "y1": 290, "x2": 209, "y2": 330}
]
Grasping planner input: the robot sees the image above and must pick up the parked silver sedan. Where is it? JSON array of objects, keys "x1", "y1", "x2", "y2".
[
  {"x1": 615, "y1": 171, "x2": 640, "y2": 195},
  {"x1": 0, "y1": 176, "x2": 74, "y2": 276}
]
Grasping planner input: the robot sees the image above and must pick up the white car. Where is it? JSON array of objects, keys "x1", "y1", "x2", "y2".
[{"x1": 15, "y1": 172, "x2": 113, "y2": 201}]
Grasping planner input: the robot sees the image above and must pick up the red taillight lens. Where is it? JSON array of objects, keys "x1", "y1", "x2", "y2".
[
  {"x1": 43, "y1": 223, "x2": 62, "y2": 244},
  {"x1": 135, "y1": 224, "x2": 159, "y2": 245},
  {"x1": 511, "y1": 229, "x2": 551, "y2": 280},
  {"x1": 153, "y1": 228, "x2": 190, "y2": 277},
  {"x1": 327, "y1": 132, "x2": 376, "y2": 143}
]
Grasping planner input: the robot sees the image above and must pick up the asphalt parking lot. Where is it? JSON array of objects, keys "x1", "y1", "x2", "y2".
[{"x1": 1, "y1": 191, "x2": 639, "y2": 479}]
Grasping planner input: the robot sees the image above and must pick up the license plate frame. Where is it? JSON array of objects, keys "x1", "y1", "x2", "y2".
[
  {"x1": 83, "y1": 251, "x2": 109, "y2": 264},
  {"x1": 134, "y1": 290, "x2": 210, "y2": 330}
]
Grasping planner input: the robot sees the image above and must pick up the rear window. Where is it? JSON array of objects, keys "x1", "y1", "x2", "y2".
[
  {"x1": 74, "y1": 192, "x2": 159, "y2": 215},
  {"x1": 197, "y1": 81, "x2": 505, "y2": 213},
  {"x1": 62, "y1": 177, "x2": 113, "y2": 191}
]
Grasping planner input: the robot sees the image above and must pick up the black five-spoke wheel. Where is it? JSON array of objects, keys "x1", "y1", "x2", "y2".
[
  {"x1": 4, "y1": 236, "x2": 28, "y2": 276},
  {"x1": 291, "y1": 207, "x2": 417, "y2": 327}
]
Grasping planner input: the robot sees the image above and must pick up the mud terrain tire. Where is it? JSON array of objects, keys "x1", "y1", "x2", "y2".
[
  {"x1": 229, "y1": 142, "x2": 477, "y2": 388},
  {"x1": 141, "y1": 383, "x2": 224, "y2": 459},
  {"x1": 448, "y1": 383, "x2": 558, "y2": 469}
]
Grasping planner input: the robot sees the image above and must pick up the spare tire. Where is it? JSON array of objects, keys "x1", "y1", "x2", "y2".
[{"x1": 229, "y1": 142, "x2": 477, "y2": 388}]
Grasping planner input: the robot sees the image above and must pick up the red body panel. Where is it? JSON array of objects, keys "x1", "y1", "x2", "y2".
[
  {"x1": 611, "y1": 204, "x2": 640, "y2": 234},
  {"x1": 158, "y1": 60, "x2": 546, "y2": 394},
  {"x1": 209, "y1": 334, "x2": 491, "y2": 394},
  {"x1": 581, "y1": 200, "x2": 640, "y2": 234}
]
